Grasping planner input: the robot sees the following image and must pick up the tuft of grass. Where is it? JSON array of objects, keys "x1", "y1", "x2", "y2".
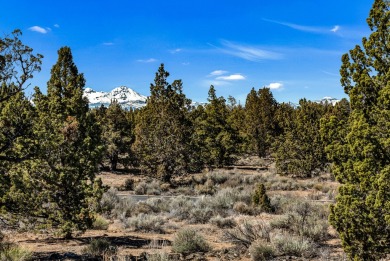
[{"x1": 172, "y1": 228, "x2": 210, "y2": 254}]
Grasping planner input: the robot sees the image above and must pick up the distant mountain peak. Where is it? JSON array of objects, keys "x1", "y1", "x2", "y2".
[{"x1": 84, "y1": 86, "x2": 147, "y2": 109}]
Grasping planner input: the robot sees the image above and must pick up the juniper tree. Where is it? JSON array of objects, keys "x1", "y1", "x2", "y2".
[
  {"x1": 133, "y1": 64, "x2": 193, "y2": 182},
  {"x1": 94, "y1": 101, "x2": 135, "y2": 171},
  {"x1": 12, "y1": 47, "x2": 106, "y2": 238},
  {"x1": 0, "y1": 30, "x2": 42, "y2": 222},
  {"x1": 244, "y1": 88, "x2": 278, "y2": 157},
  {"x1": 193, "y1": 86, "x2": 238, "y2": 168},
  {"x1": 274, "y1": 99, "x2": 328, "y2": 177},
  {"x1": 327, "y1": 0, "x2": 390, "y2": 259}
]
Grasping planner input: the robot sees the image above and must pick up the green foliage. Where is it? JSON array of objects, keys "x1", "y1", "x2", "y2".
[
  {"x1": 133, "y1": 64, "x2": 194, "y2": 182},
  {"x1": 274, "y1": 99, "x2": 328, "y2": 177},
  {"x1": 0, "y1": 30, "x2": 42, "y2": 220},
  {"x1": 4, "y1": 47, "x2": 105, "y2": 238},
  {"x1": 252, "y1": 183, "x2": 273, "y2": 213},
  {"x1": 326, "y1": 1, "x2": 390, "y2": 259},
  {"x1": 244, "y1": 87, "x2": 278, "y2": 157},
  {"x1": 172, "y1": 228, "x2": 210, "y2": 254},
  {"x1": 93, "y1": 101, "x2": 135, "y2": 170},
  {"x1": 82, "y1": 238, "x2": 117, "y2": 258},
  {"x1": 192, "y1": 86, "x2": 239, "y2": 168}
]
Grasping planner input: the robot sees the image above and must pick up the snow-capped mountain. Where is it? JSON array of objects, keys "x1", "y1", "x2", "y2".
[
  {"x1": 84, "y1": 86, "x2": 147, "y2": 109},
  {"x1": 315, "y1": 96, "x2": 341, "y2": 105}
]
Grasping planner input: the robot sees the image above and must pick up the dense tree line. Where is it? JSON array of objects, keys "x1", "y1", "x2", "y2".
[{"x1": 0, "y1": 1, "x2": 389, "y2": 258}]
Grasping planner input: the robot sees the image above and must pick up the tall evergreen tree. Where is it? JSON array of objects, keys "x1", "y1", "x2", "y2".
[
  {"x1": 0, "y1": 30, "x2": 42, "y2": 222},
  {"x1": 244, "y1": 87, "x2": 278, "y2": 157},
  {"x1": 274, "y1": 99, "x2": 328, "y2": 177},
  {"x1": 133, "y1": 64, "x2": 193, "y2": 182},
  {"x1": 9, "y1": 47, "x2": 105, "y2": 238},
  {"x1": 94, "y1": 101, "x2": 135, "y2": 171},
  {"x1": 193, "y1": 86, "x2": 238, "y2": 168},
  {"x1": 327, "y1": 1, "x2": 390, "y2": 259}
]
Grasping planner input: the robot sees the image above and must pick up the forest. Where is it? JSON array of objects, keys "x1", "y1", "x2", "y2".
[{"x1": 1, "y1": 0, "x2": 390, "y2": 260}]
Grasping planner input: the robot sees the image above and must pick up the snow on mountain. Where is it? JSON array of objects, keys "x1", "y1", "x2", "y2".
[
  {"x1": 315, "y1": 96, "x2": 341, "y2": 105},
  {"x1": 84, "y1": 86, "x2": 147, "y2": 109}
]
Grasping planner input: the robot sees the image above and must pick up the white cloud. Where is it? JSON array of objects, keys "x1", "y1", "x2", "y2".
[
  {"x1": 170, "y1": 48, "x2": 182, "y2": 54},
  {"x1": 209, "y1": 70, "x2": 228, "y2": 76},
  {"x1": 267, "y1": 82, "x2": 283, "y2": 90},
  {"x1": 264, "y1": 18, "x2": 341, "y2": 35},
  {"x1": 54, "y1": 24, "x2": 60, "y2": 28},
  {"x1": 331, "y1": 25, "x2": 340, "y2": 33},
  {"x1": 103, "y1": 42, "x2": 115, "y2": 46},
  {"x1": 216, "y1": 74, "x2": 246, "y2": 81},
  {"x1": 204, "y1": 80, "x2": 231, "y2": 87},
  {"x1": 218, "y1": 40, "x2": 282, "y2": 62},
  {"x1": 28, "y1": 26, "x2": 49, "y2": 34},
  {"x1": 137, "y1": 58, "x2": 158, "y2": 63}
]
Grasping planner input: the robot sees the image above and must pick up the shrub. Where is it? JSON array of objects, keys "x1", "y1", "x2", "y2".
[
  {"x1": 82, "y1": 238, "x2": 117, "y2": 258},
  {"x1": 249, "y1": 239, "x2": 275, "y2": 261},
  {"x1": 99, "y1": 188, "x2": 120, "y2": 217},
  {"x1": 172, "y1": 228, "x2": 210, "y2": 254},
  {"x1": 233, "y1": 201, "x2": 254, "y2": 215},
  {"x1": 169, "y1": 196, "x2": 193, "y2": 220},
  {"x1": 113, "y1": 197, "x2": 137, "y2": 218},
  {"x1": 209, "y1": 215, "x2": 236, "y2": 228},
  {"x1": 225, "y1": 220, "x2": 271, "y2": 248},
  {"x1": 124, "y1": 213, "x2": 166, "y2": 233},
  {"x1": 272, "y1": 233, "x2": 316, "y2": 258},
  {"x1": 134, "y1": 181, "x2": 148, "y2": 194},
  {"x1": 0, "y1": 243, "x2": 32, "y2": 261},
  {"x1": 124, "y1": 178, "x2": 134, "y2": 191},
  {"x1": 207, "y1": 170, "x2": 229, "y2": 184},
  {"x1": 252, "y1": 183, "x2": 274, "y2": 213},
  {"x1": 92, "y1": 215, "x2": 109, "y2": 230}
]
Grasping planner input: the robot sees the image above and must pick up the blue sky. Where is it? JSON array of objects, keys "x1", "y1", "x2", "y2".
[{"x1": 2, "y1": 0, "x2": 374, "y2": 103}]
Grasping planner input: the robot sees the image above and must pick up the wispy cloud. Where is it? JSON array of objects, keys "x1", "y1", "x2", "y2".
[
  {"x1": 216, "y1": 74, "x2": 246, "y2": 81},
  {"x1": 54, "y1": 24, "x2": 60, "y2": 28},
  {"x1": 209, "y1": 70, "x2": 228, "y2": 76},
  {"x1": 28, "y1": 26, "x2": 49, "y2": 34},
  {"x1": 103, "y1": 42, "x2": 115, "y2": 46},
  {"x1": 263, "y1": 18, "x2": 340, "y2": 35},
  {"x1": 331, "y1": 25, "x2": 340, "y2": 33},
  {"x1": 267, "y1": 82, "x2": 283, "y2": 90},
  {"x1": 170, "y1": 48, "x2": 182, "y2": 54},
  {"x1": 137, "y1": 58, "x2": 158, "y2": 63},
  {"x1": 214, "y1": 40, "x2": 282, "y2": 62},
  {"x1": 204, "y1": 80, "x2": 231, "y2": 87}
]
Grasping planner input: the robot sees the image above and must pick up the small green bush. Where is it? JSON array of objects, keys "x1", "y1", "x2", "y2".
[
  {"x1": 92, "y1": 215, "x2": 109, "y2": 230},
  {"x1": 172, "y1": 228, "x2": 210, "y2": 254},
  {"x1": 124, "y1": 178, "x2": 134, "y2": 190},
  {"x1": 0, "y1": 243, "x2": 32, "y2": 261},
  {"x1": 252, "y1": 183, "x2": 274, "y2": 213},
  {"x1": 82, "y1": 238, "x2": 117, "y2": 258}
]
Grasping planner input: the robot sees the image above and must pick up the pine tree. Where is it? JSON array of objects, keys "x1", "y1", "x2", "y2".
[
  {"x1": 133, "y1": 64, "x2": 193, "y2": 182},
  {"x1": 327, "y1": 1, "x2": 390, "y2": 259},
  {"x1": 11, "y1": 47, "x2": 105, "y2": 238}
]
